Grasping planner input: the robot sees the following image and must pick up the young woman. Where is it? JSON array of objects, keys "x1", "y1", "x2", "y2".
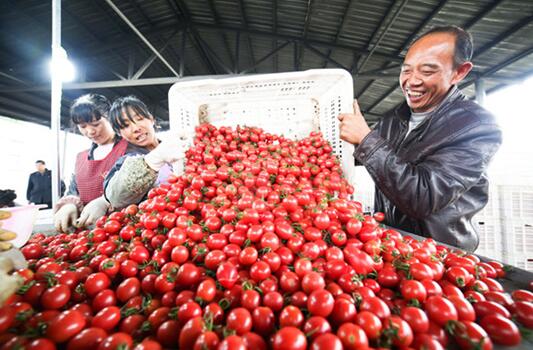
[
  {"x1": 103, "y1": 96, "x2": 188, "y2": 210},
  {"x1": 53, "y1": 94, "x2": 144, "y2": 231}
]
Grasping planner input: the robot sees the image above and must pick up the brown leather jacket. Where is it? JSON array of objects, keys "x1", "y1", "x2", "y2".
[{"x1": 354, "y1": 90, "x2": 502, "y2": 251}]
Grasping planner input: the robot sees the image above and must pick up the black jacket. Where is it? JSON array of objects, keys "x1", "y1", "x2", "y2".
[
  {"x1": 354, "y1": 90, "x2": 502, "y2": 251},
  {"x1": 26, "y1": 169, "x2": 65, "y2": 205}
]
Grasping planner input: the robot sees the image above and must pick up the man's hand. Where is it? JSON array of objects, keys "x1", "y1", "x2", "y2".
[
  {"x1": 54, "y1": 203, "x2": 79, "y2": 232},
  {"x1": 77, "y1": 196, "x2": 110, "y2": 228},
  {"x1": 338, "y1": 100, "x2": 372, "y2": 145},
  {"x1": 144, "y1": 134, "x2": 189, "y2": 171}
]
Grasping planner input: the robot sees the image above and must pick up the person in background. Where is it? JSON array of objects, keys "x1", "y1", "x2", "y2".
[
  {"x1": 104, "y1": 96, "x2": 187, "y2": 210},
  {"x1": 53, "y1": 94, "x2": 144, "y2": 232},
  {"x1": 26, "y1": 160, "x2": 65, "y2": 209},
  {"x1": 338, "y1": 26, "x2": 502, "y2": 251}
]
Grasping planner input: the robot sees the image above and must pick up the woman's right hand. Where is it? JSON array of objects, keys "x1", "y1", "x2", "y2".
[
  {"x1": 54, "y1": 203, "x2": 79, "y2": 232},
  {"x1": 144, "y1": 135, "x2": 189, "y2": 171}
]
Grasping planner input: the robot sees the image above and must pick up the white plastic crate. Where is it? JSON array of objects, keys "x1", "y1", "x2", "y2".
[
  {"x1": 168, "y1": 69, "x2": 357, "y2": 185},
  {"x1": 506, "y1": 186, "x2": 533, "y2": 219},
  {"x1": 514, "y1": 257, "x2": 533, "y2": 272},
  {"x1": 474, "y1": 218, "x2": 504, "y2": 262}
]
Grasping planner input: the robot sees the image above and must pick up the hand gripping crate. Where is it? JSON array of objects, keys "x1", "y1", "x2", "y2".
[{"x1": 168, "y1": 69, "x2": 357, "y2": 185}]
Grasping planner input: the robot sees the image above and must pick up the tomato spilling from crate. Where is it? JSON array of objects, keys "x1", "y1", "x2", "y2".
[{"x1": 1, "y1": 124, "x2": 532, "y2": 349}]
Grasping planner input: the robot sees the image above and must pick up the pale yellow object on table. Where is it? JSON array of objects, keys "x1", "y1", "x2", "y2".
[
  {"x1": 0, "y1": 209, "x2": 25, "y2": 306},
  {"x1": 0, "y1": 210, "x2": 16, "y2": 251}
]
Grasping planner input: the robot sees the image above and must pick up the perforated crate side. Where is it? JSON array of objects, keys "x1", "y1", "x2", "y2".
[
  {"x1": 474, "y1": 218, "x2": 503, "y2": 261},
  {"x1": 497, "y1": 185, "x2": 533, "y2": 220},
  {"x1": 168, "y1": 69, "x2": 357, "y2": 184},
  {"x1": 474, "y1": 184, "x2": 500, "y2": 220},
  {"x1": 512, "y1": 256, "x2": 533, "y2": 272}
]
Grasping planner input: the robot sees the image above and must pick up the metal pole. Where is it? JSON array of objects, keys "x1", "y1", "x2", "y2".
[
  {"x1": 104, "y1": 0, "x2": 180, "y2": 77},
  {"x1": 51, "y1": 0, "x2": 62, "y2": 208},
  {"x1": 475, "y1": 78, "x2": 486, "y2": 106}
]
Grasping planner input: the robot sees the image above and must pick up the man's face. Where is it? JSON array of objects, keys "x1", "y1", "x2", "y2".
[
  {"x1": 399, "y1": 33, "x2": 467, "y2": 113},
  {"x1": 35, "y1": 162, "x2": 45, "y2": 172}
]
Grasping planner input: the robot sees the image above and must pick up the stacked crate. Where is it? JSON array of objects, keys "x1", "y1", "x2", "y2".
[
  {"x1": 500, "y1": 185, "x2": 533, "y2": 270},
  {"x1": 474, "y1": 184, "x2": 533, "y2": 271}
]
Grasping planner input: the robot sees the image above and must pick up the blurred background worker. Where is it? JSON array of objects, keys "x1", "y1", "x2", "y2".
[{"x1": 26, "y1": 160, "x2": 65, "y2": 209}]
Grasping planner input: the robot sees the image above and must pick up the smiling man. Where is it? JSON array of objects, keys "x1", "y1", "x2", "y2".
[{"x1": 338, "y1": 26, "x2": 502, "y2": 251}]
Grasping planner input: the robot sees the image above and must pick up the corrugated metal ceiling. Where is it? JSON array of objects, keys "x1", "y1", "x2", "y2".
[{"x1": 0, "y1": 0, "x2": 532, "y2": 128}]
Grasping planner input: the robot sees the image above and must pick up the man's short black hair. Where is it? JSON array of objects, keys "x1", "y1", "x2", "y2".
[
  {"x1": 35, "y1": 160, "x2": 45, "y2": 165},
  {"x1": 412, "y1": 25, "x2": 473, "y2": 68}
]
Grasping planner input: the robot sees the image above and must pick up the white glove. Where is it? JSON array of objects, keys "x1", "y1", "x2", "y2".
[
  {"x1": 172, "y1": 160, "x2": 185, "y2": 176},
  {"x1": 144, "y1": 135, "x2": 189, "y2": 171},
  {"x1": 54, "y1": 203, "x2": 79, "y2": 232},
  {"x1": 0, "y1": 256, "x2": 24, "y2": 306},
  {"x1": 77, "y1": 196, "x2": 110, "y2": 228}
]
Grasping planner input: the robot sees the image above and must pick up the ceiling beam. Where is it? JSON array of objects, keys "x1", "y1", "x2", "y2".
[
  {"x1": 123, "y1": 0, "x2": 187, "y2": 81},
  {"x1": 67, "y1": 0, "x2": 171, "y2": 102},
  {"x1": 322, "y1": 0, "x2": 356, "y2": 68},
  {"x1": 354, "y1": 0, "x2": 409, "y2": 75},
  {"x1": 294, "y1": 42, "x2": 299, "y2": 71},
  {"x1": 175, "y1": 0, "x2": 218, "y2": 74},
  {"x1": 4, "y1": 0, "x2": 129, "y2": 84},
  {"x1": 399, "y1": 0, "x2": 450, "y2": 51},
  {"x1": 194, "y1": 33, "x2": 234, "y2": 74},
  {"x1": 298, "y1": 0, "x2": 316, "y2": 68},
  {"x1": 0, "y1": 107, "x2": 49, "y2": 125},
  {"x1": 0, "y1": 77, "x2": 185, "y2": 92},
  {"x1": 485, "y1": 69, "x2": 533, "y2": 95},
  {"x1": 132, "y1": 30, "x2": 179, "y2": 80},
  {"x1": 272, "y1": 0, "x2": 278, "y2": 72},
  {"x1": 237, "y1": 0, "x2": 256, "y2": 72},
  {"x1": 235, "y1": 32, "x2": 241, "y2": 72},
  {"x1": 356, "y1": 0, "x2": 450, "y2": 107},
  {"x1": 0, "y1": 71, "x2": 27, "y2": 85},
  {"x1": 473, "y1": 13, "x2": 533, "y2": 59},
  {"x1": 366, "y1": 84, "x2": 399, "y2": 112},
  {"x1": 179, "y1": 29, "x2": 186, "y2": 77},
  {"x1": 304, "y1": 43, "x2": 350, "y2": 70},
  {"x1": 191, "y1": 22, "x2": 404, "y2": 63},
  {"x1": 104, "y1": 0, "x2": 180, "y2": 77},
  {"x1": 461, "y1": 45, "x2": 533, "y2": 90},
  {"x1": 241, "y1": 41, "x2": 291, "y2": 74},
  {"x1": 207, "y1": 0, "x2": 235, "y2": 71},
  {"x1": 463, "y1": 0, "x2": 505, "y2": 30}
]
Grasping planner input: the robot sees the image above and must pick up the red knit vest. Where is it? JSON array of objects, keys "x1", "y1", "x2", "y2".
[{"x1": 75, "y1": 138, "x2": 128, "y2": 205}]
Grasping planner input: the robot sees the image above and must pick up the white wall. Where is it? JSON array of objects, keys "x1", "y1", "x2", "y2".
[{"x1": 0, "y1": 116, "x2": 89, "y2": 205}]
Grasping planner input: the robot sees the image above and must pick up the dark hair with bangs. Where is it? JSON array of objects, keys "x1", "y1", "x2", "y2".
[
  {"x1": 411, "y1": 25, "x2": 473, "y2": 69},
  {"x1": 109, "y1": 96, "x2": 154, "y2": 133},
  {"x1": 70, "y1": 94, "x2": 111, "y2": 125}
]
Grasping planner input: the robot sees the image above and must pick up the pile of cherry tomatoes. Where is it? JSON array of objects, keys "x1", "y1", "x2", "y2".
[{"x1": 1, "y1": 124, "x2": 532, "y2": 350}]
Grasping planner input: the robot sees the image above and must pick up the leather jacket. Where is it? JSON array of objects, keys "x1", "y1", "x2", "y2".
[{"x1": 353, "y1": 90, "x2": 502, "y2": 251}]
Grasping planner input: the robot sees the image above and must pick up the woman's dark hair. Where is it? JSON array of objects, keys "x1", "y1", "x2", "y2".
[
  {"x1": 70, "y1": 94, "x2": 111, "y2": 125},
  {"x1": 412, "y1": 25, "x2": 473, "y2": 69},
  {"x1": 0, "y1": 189, "x2": 17, "y2": 208},
  {"x1": 109, "y1": 96, "x2": 154, "y2": 132}
]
